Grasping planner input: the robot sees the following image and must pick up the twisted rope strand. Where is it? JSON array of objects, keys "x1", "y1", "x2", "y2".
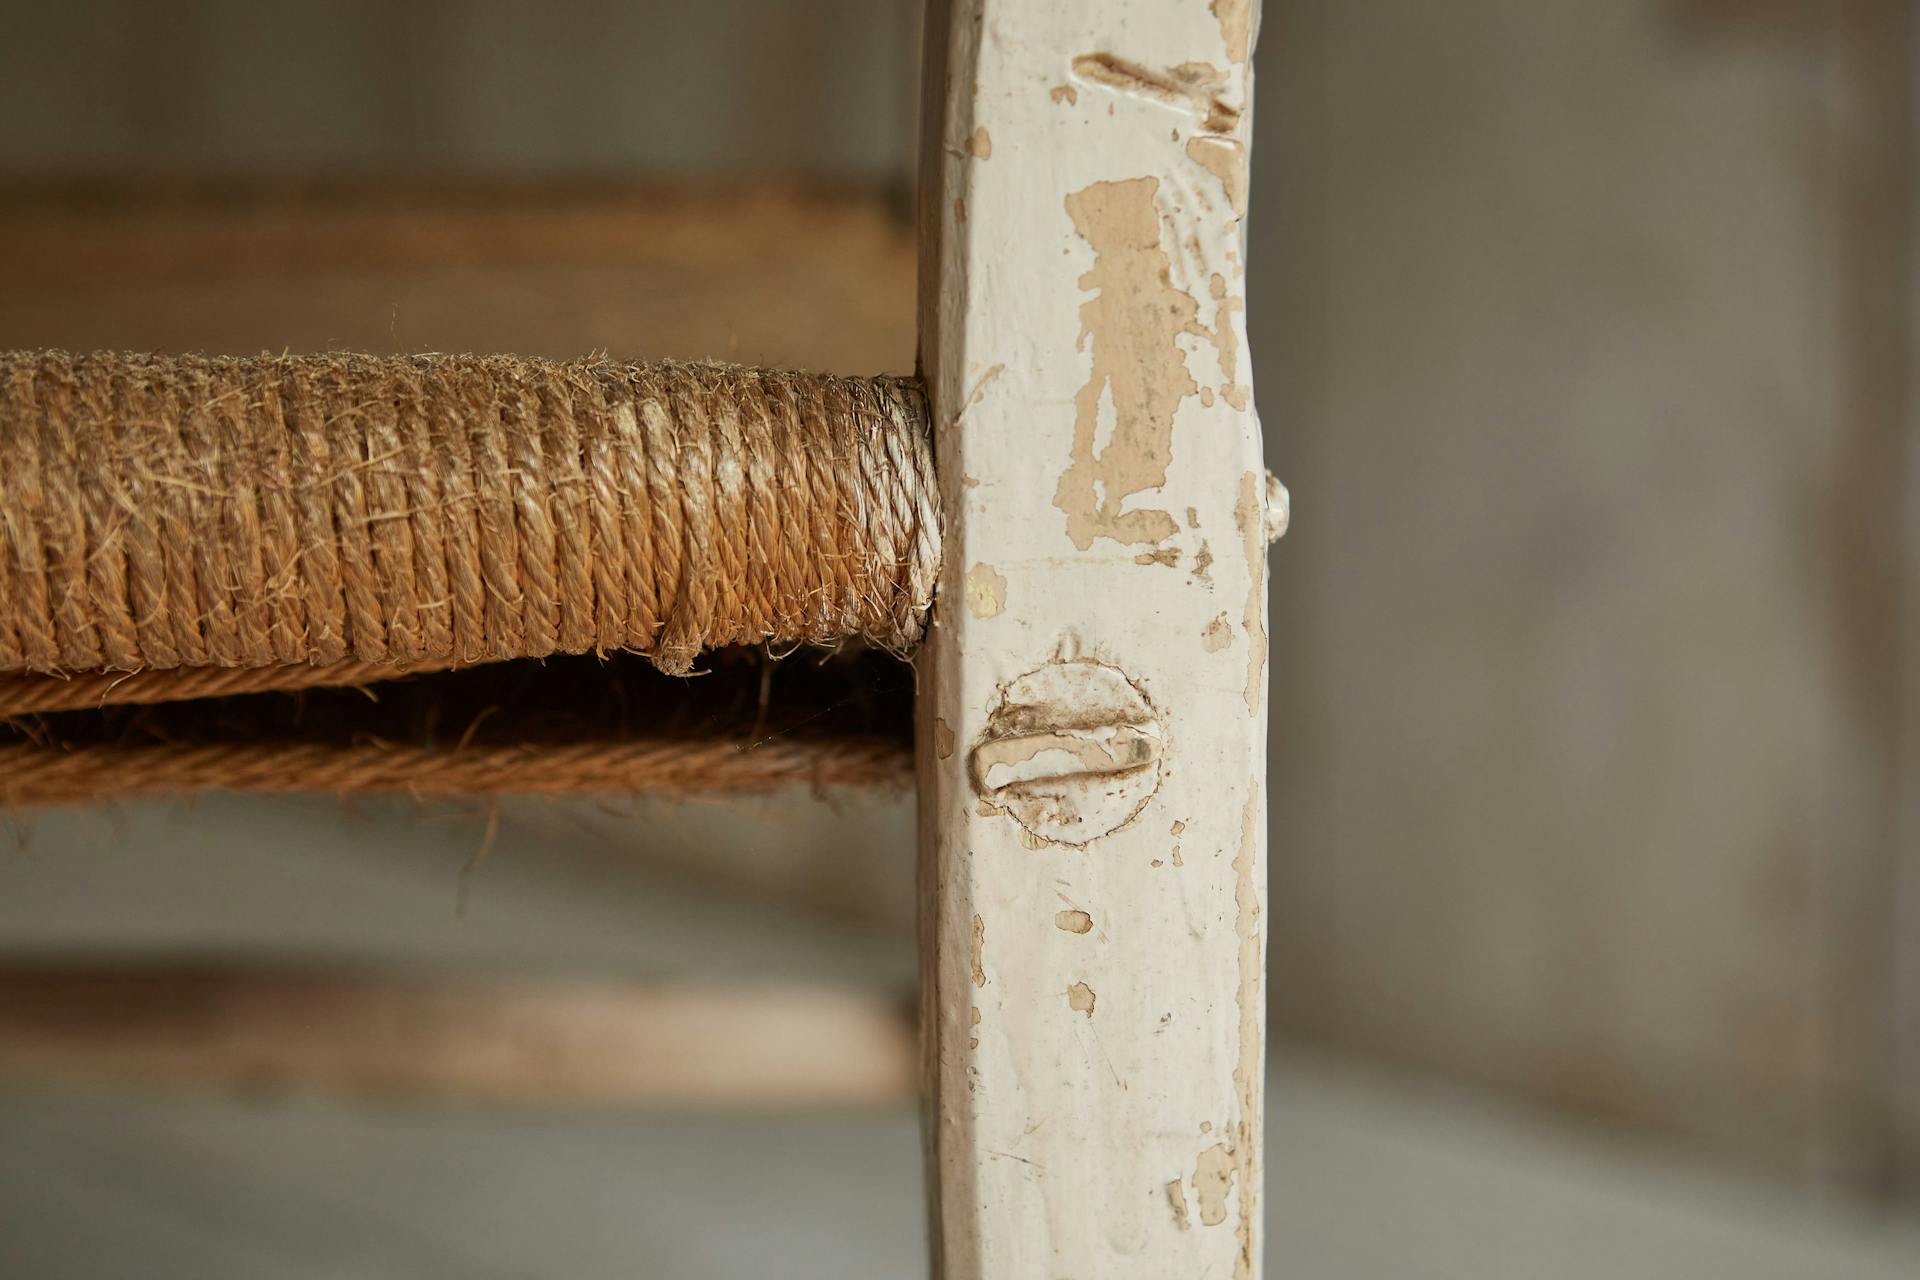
[
  {"x1": 0, "y1": 736, "x2": 912, "y2": 807},
  {"x1": 0, "y1": 351, "x2": 937, "y2": 682}
]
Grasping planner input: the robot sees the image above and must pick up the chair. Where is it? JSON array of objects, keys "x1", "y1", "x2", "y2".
[{"x1": 0, "y1": 3, "x2": 1276, "y2": 1273}]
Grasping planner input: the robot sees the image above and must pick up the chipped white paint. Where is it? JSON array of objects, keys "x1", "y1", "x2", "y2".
[
  {"x1": 915, "y1": 2, "x2": 1267, "y2": 1276},
  {"x1": 967, "y1": 659, "x2": 1164, "y2": 845}
]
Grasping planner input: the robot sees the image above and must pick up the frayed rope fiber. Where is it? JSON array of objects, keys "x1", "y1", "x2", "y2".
[{"x1": 0, "y1": 350, "x2": 938, "y2": 682}]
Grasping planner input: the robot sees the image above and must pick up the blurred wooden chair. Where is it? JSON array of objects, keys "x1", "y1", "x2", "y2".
[{"x1": 0, "y1": 3, "x2": 1274, "y2": 1274}]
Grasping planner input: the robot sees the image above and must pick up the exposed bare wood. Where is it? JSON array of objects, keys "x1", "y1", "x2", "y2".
[{"x1": 0, "y1": 964, "x2": 915, "y2": 1109}]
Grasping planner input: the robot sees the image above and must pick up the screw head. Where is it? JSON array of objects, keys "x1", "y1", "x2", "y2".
[{"x1": 969, "y1": 659, "x2": 1163, "y2": 846}]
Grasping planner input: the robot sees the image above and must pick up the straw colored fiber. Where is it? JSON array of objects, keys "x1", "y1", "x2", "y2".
[
  {"x1": 0, "y1": 350, "x2": 937, "y2": 681},
  {"x1": 0, "y1": 737, "x2": 911, "y2": 807}
]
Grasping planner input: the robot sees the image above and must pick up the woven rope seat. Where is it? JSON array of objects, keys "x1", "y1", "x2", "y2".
[{"x1": 0, "y1": 349, "x2": 936, "y2": 804}]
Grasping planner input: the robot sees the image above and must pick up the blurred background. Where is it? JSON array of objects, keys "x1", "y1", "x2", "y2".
[{"x1": 0, "y1": 1, "x2": 1917, "y2": 1276}]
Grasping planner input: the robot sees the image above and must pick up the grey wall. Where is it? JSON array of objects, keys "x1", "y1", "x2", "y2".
[{"x1": 1250, "y1": 0, "x2": 1917, "y2": 1188}]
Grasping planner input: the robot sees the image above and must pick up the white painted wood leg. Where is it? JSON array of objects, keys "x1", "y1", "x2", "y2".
[{"x1": 915, "y1": 2, "x2": 1270, "y2": 1276}]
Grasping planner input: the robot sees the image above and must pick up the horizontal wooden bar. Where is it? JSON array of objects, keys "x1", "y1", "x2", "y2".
[
  {"x1": 0, "y1": 180, "x2": 916, "y2": 374},
  {"x1": 0, "y1": 963, "x2": 915, "y2": 1108}
]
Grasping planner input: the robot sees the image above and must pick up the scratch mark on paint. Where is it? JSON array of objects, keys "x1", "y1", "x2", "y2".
[
  {"x1": 988, "y1": 1149, "x2": 1043, "y2": 1170},
  {"x1": 955, "y1": 363, "x2": 1006, "y2": 429},
  {"x1": 1186, "y1": 135, "x2": 1248, "y2": 218}
]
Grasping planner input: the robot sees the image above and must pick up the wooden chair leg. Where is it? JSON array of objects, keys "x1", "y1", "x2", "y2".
[{"x1": 915, "y1": 2, "x2": 1271, "y2": 1275}]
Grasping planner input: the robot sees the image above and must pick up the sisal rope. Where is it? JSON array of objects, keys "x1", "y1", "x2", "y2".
[
  {"x1": 0, "y1": 736, "x2": 911, "y2": 807},
  {"x1": 0, "y1": 350, "x2": 938, "y2": 682},
  {"x1": 0, "y1": 657, "x2": 463, "y2": 718}
]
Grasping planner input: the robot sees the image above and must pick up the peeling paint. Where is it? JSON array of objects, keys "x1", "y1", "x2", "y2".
[
  {"x1": 954, "y1": 195, "x2": 967, "y2": 223},
  {"x1": 1185, "y1": 135, "x2": 1248, "y2": 218},
  {"x1": 1211, "y1": 0, "x2": 1254, "y2": 63},
  {"x1": 1186, "y1": 506, "x2": 1201, "y2": 529},
  {"x1": 971, "y1": 914, "x2": 987, "y2": 989},
  {"x1": 936, "y1": 718, "x2": 956, "y2": 760},
  {"x1": 1194, "y1": 542, "x2": 1214, "y2": 582},
  {"x1": 1231, "y1": 794, "x2": 1263, "y2": 1276},
  {"x1": 1067, "y1": 981, "x2": 1097, "y2": 1016},
  {"x1": 1202, "y1": 613, "x2": 1232, "y2": 653},
  {"x1": 1134, "y1": 547, "x2": 1179, "y2": 568},
  {"x1": 1055, "y1": 178, "x2": 1197, "y2": 550},
  {"x1": 1235, "y1": 473, "x2": 1268, "y2": 714},
  {"x1": 967, "y1": 126, "x2": 993, "y2": 159},
  {"x1": 1205, "y1": 272, "x2": 1250, "y2": 411},
  {"x1": 964, "y1": 562, "x2": 1007, "y2": 619},
  {"x1": 956, "y1": 363, "x2": 1006, "y2": 428},
  {"x1": 1055, "y1": 909, "x2": 1094, "y2": 934},
  {"x1": 1192, "y1": 1143, "x2": 1235, "y2": 1227},
  {"x1": 1050, "y1": 83, "x2": 1078, "y2": 105},
  {"x1": 1167, "y1": 1178, "x2": 1192, "y2": 1230},
  {"x1": 1070, "y1": 52, "x2": 1239, "y2": 132}
]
